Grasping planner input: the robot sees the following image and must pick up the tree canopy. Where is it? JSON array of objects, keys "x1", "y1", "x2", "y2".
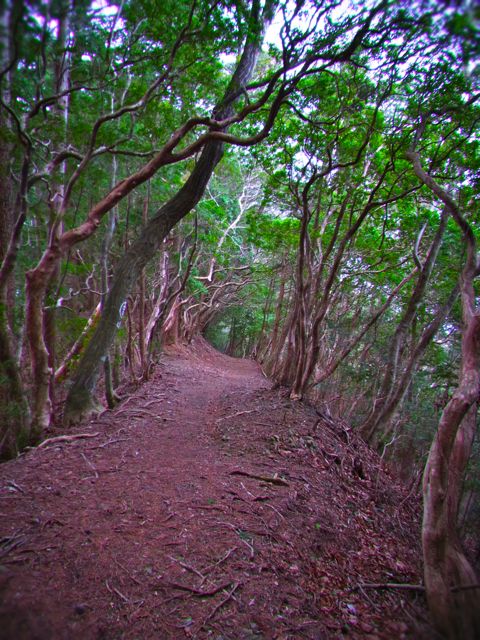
[{"x1": 1, "y1": 0, "x2": 479, "y2": 636}]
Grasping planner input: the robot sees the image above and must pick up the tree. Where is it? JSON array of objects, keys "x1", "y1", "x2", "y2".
[{"x1": 407, "y1": 150, "x2": 480, "y2": 640}]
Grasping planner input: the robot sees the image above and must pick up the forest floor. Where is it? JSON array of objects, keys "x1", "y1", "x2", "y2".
[{"x1": 0, "y1": 339, "x2": 432, "y2": 640}]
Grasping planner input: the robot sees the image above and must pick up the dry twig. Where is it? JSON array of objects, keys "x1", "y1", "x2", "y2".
[
  {"x1": 143, "y1": 398, "x2": 166, "y2": 408},
  {"x1": 6, "y1": 480, "x2": 25, "y2": 494},
  {"x1": 35, "y1": 432, "x2": 100, "y2": 449},
  {"x1": 202, "y1": 547, "x2": 237, "y2": 575},
  {"x1": 216, "y1": 409, "x2": 259, "y2": 423},
  {"x1": 80, "y1": 452, "x2": 99, "y2": 479},
  {"x1": 106, "y1": 579, "x2": 129, "y2": 603},
  {"x1": 161, "y1": 580, "x2": 232, "y2": 597},
  {"x1": 114, "y1": 558, "x2": 143, "y2": 586},
  {"x1": 230, "y1": 469, "x2": 289, "y2": 486},
  {"x1": 354, "y1": 582, "x2": 425, "y2": 593},
  {"x1": 88, "y1": 437, "x2": 130, "y2": 450},
  {"x1": 167, "y1": 555, "x2": 205, "y2": 581},
  {"x1": 199, "y1": 582, "x2": 241, "y2": 629}
]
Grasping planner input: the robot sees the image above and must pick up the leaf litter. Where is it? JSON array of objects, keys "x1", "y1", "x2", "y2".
[{"x1": 0, "y1": 338, "x2": 433, "y2": 639}]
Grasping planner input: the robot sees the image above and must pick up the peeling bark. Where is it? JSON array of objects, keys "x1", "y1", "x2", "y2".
[{"x1": 407, "y1": 150, "x2": 480, "y2": 639}]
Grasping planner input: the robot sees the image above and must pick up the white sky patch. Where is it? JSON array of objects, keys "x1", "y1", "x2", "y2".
[
  {"x1": 91, "y1": 0, "x2": 119, "y2": 17},
  {"x1": 265, "y1": 9, "x2": 284, "y2": 49},
  {"x1": 91, "y1": 0, "x2": 125, "y2": 47},
  {"x1": 220, "y1": 52, "x2": 237, "y2": 66}
]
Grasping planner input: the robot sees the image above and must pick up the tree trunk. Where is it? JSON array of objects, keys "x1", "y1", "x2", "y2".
[
  {"x1": 44, "y1": 0, "x2": 72, "y2": 417},
  {"x1": 226, "y1": 317, "x2": 238, "y2": 355},
  {"x1": 145, "y1": 246, "x2": 170, "y2": 359},
  {"x1": 138, "y1": 194, "x2": 149, "y2": 376},
  {"x1": 23, "y1": 0, "x2": 73, "y2": 435},
  {"x1": 162, "y1": 298, "x2": 182, "y2": 346},
  {"x1": 289, "y1": 193, "x2": 313, "y2": 399},
  {"x1": 406, "y1": 150, "x2": 480, "y2": 639},
  {"x1": 0, "y1": 0, "x2": 32, "y2": 457},
  {"x1": 100, "y1": 147, "x2": 119, "y2": 406},
  {"x1": 267, "y1": 300, "x2": 295, "y2": 383},
  {"x1": 259, "y1": 261, "x2": 288, "y2": 364},
  {"x1": 54, "y1": 302, "x2": 102, "y2": 383},
  {"x1": 0, "y1": 309, "x2": 30, "y2": 458},
  {"x1": 369, "y1": 283, "x2": 459, "y2": 444},
  {"x1": 423, "y1": 373, "x2": 480, "y2": 639},
  {"x1": 361, "y1": 211, "x2": 447, "y2": 442},
  {"x1": 125, "y1": 296, "x2": 137, "y2": 381},
  {"x1": 0, "y1": 149, "x2": 30, "y2": 456},
  {"x1": 290, "y1": 187, "x2": 377, "y2": 399},
  {"x1": 1, "y1": 150, "x2": 34, "y2": 447},
  {"x1": 24, "y1": 270, "x2": 52, "y2": 439}
]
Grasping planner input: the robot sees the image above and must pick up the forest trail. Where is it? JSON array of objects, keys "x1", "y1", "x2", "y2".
[{"x1": 1, "y1": 340, "x2": 428, "y2": 640}]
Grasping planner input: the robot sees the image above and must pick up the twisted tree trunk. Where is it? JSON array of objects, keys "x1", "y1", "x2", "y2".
[
  {"x1": 360, "y1": 211, "x2": 448, "y2": 442},
  {"x1": 407, "y1": 150, "x2": 480, "y2": 639}
]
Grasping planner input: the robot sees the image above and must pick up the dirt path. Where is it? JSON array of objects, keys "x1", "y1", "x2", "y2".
[{"x1": 0, "y1": 340, "x2": 429, "y2": 639}]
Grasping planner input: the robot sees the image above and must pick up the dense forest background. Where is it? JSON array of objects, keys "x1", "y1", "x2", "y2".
[{"x1": 0, "y1": 0, "x2": 479, "y2": 636}]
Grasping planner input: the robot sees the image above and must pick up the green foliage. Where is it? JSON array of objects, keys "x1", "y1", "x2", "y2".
[
  {"x1": 246, "y1": 212, "x2": 299, "y2": 253},
  {"x1": 1, "y1": 0, "x2": 478, "y2": 498}
]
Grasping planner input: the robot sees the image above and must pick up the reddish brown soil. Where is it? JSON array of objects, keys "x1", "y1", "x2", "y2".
[{"x1": 0, "y1": 339, "x2": 431, "y2": 639}]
